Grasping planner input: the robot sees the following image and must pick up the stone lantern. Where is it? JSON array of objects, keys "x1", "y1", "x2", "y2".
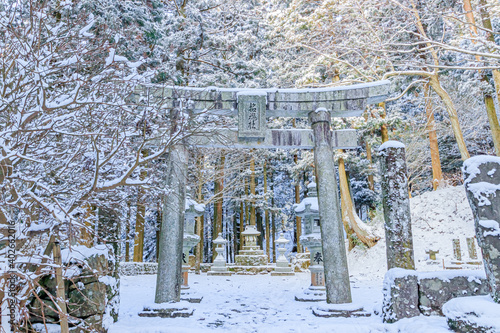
[
  {"x1": 271, "y1": 232, "x2": 295, "y2": 276},
  {"x1": 208, "y1": 233, "x2": 231, "y2": 276},
  {"x1": 293, "y1": 178, "x2": 326, "y2": 302},
  {"x1": 235, "y1": 225, "x2": 267, "y2": 266},
  {"x1": 182, "y1": 194, "x2": 205, "y2": 290}
]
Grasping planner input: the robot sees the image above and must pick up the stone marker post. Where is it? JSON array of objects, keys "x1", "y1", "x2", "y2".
[
  {"x1": 463, "y1": 155, "x2": 500, "y2": 302},
  {"x1": 309, "y1": 109, "x2": 352, "y2": 304},
  {"x1": 155, "y1": 145, "x2": 188, "y2": 303},
  {"x1": 379, "y1": 141, "x2": 415, "y2": 270}
]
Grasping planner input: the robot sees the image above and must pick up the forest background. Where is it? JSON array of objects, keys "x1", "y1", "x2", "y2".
[{"x1": 1, "y1": 0, "x2": 500, "y2": 315}]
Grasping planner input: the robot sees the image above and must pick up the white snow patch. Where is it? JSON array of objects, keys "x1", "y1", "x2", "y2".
[
  {"x1": 466, "y1": 182, "x2": 500, "y2": 206},
  {"x1": 236, "y1": 90, "x2": 268, "y2": 97},
  {"x1": 293, "y1": 197, "x2": 319, "y2": 214},
  {"x1": 378, "y1": 140, "x2": 405, "y2": 151},
  {"x1": 478, "y1": 219, "x2": 500, "y2": 237},
  {"x1": 443, "y1": 295, "x2": 500, "y2": 331},
  {"x1": 61, "y1": 244, "x2": 110, "y2": 264},
  {"x1": 463, "y1": 155, "x2": 500, "y2": 185}
]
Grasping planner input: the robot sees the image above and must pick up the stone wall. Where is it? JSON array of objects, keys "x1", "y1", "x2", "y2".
[
  {"x1": 382, "y1": 268, "x2": 488, "y2": 322},
  {"x1": 118, "y1": 262, "x2": 158, "y2": 276},
  {"x1": 28, "y1": 245, "x2": 119, "y2": 332}
]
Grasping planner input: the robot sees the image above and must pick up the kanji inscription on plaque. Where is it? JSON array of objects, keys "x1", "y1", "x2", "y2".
[{"x1": 237, "y1": 93, "x2": 267, "y2": 139}]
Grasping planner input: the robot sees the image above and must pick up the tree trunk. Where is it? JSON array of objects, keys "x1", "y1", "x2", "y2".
[
  {"x1": 133, "y1": 150, "x2": 148, "y2": 262},
  {"x1": 424, "y1": 83, "x2": 444, "y2": 190},
  {"x1": 338, "y1": 150, "x2": 378, "y2": 248},
  {"x1": 270, "y1": 170, "x2": 276, "y2": 262},
  {"x1": 379, "y1": 103, "x2": 389, "y2": 143},
  {"x1": 477, "y1": 0, "x2": 500, "y2": 156},
  {"x1": 53, "y1": 242, "x2": 69, "y2": 333},
  {"x1": 81, "y1": 204, "x2": 95, "y2": 247},
  {"x1": 156, "y1": 206, "x2": 161, "y2": 262},
  {"x1": 239, "y1": 200, "x2": 244, "y2": 252},
  {"x1": 463, "y1": 0, "x2": 500, "y2": 156},
  {"x1": 212, "y1": 153, "x2": 225, "y2": 261},
  {"x1": 125, "y1": 202, "x2": 131, "y2": 262},
  {"x1": 133, "y1": 189, "x2": 146, "y2": 262},
  {"x1": 250, "y1": 155, "x2": 256, "y2": 226},
  {"x1": 264, "y1": 160, "x2": 270, "y2": 261},
  {"x1": 428, "y1": 75, "x2": 470, "y2": 160}
]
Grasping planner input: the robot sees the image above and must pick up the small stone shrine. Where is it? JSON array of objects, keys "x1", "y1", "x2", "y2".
[
  {"x1": 208, "y1": 233, "x2": 232, "y2": 276},
  {"x1": 271, "y1": 232, "x2": 295, "y2": 276},
  {"x1": 293, "y1": 178, "x2": 326, "y2": 302}
]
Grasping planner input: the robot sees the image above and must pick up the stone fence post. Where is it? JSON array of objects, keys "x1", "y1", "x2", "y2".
[
  {"x1": 379, "y1": 141, "x2": 415, "y2": 270},
  {"x1": 463, "y1": 155, "x2": 500, "y2": 302}
]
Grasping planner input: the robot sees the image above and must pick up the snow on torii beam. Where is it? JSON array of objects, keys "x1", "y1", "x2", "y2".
[
  {"x1": 137, "y1": 80, "x2": 390, "y2": 118},
  {"x1": 138, "y1": 80, "x2": 390, "y2": 149}
]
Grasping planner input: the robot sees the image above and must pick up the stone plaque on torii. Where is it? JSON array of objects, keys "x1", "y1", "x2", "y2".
[{"x1": 152, "y1": 80, "x2": 390, "y2": 308}]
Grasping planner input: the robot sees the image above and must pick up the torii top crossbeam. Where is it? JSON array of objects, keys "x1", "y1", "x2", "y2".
[
  {"x1": 137, "y1": 80, "x2": 390, "y2": 118},
  {"x1": 136, "y1": 80, "x2": 390, "y2": 149}
]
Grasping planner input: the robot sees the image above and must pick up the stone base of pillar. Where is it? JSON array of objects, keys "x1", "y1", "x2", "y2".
[
  {"x1": 312, "y1": 304, "x2": 371, "y2": 318},
  {"x1": 294, "y1": 286, "x2": 327, "y2": 302},
  {"x1": 139, "y1": 303, "x2": 194, "y2": 318},
  {"x1": 180, "y1": 290, "x2": 203, "y2": 303}
]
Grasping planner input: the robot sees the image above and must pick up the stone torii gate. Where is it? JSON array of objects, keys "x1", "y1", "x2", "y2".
[{"x1": 153, "y1": 80, "x2": 390, "y2": 306}]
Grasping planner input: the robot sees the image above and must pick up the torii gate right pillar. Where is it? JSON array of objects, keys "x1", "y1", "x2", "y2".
[{"x1": 309, "y1": 109, "x2": 352, "y2": 304}]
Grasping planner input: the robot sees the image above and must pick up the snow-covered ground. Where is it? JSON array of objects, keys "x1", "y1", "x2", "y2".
[
  {"x1": 110, "y1": 274, "x2": 450, "y2": 333},
  {"x1": 109, "y1": 186, "x2": 482, "y2": 332}
]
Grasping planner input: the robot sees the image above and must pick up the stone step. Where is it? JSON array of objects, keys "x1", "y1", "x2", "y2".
[{"x1": 312, "y1": 304, "x2": 372, "y2": 318}]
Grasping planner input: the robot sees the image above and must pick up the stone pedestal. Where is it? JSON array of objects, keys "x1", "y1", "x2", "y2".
[
  {"x1": 235, "y1": 225, "x2": 267, "y2": 266},
  {"x1": 208, "y1": 233, "x2": 232, "y2": 276},
  {"x1": 271, "y1": 233, "x2": 295, "y2": 276},
  {"x1": 378, "y1": 141, "x2": 415, "y2": 270},
  {"x1": 463, "y1": 155, "x2": 500, "y2": 303}
]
